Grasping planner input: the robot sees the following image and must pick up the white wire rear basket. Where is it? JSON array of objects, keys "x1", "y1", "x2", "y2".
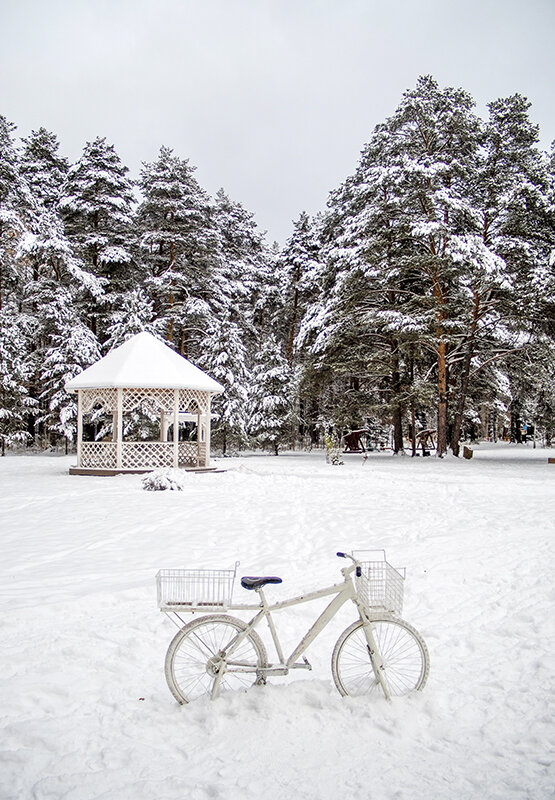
[
  {"x1": 352, "y1": 550, "x2": 405, "y2": 615},
  {"x1": 156, "y1": 562, "x2": 239, "y2": 611}
]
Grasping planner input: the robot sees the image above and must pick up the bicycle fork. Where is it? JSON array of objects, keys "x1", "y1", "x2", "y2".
[
  {"x1": 210, "y1": 657, "x2": 226, "y2": 700},
  {"x1": 359, "y1": 611, "x2": 391, "y2": 701}
]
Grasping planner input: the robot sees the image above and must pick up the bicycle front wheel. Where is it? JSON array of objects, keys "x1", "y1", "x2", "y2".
[
  {"x1": 165, "y1": 614, "x2": 268, "y2": 704},
  {"x1": 332, "y1": 616, "x2": 429, "y2": 698}
]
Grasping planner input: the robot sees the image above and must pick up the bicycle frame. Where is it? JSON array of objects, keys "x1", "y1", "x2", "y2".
[{"x1": 199, "y1": 563, "x2": 391, "y2": 701}]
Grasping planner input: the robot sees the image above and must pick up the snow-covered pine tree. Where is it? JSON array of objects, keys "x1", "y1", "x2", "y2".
[
  {"x1": 18, "y1": 128, "x2": 107, "y2": 444},
  {"x1": 0, "y1": 116, "x2": 37, "y2": 451},
  {"x1": 279, "y1": 211, "x2": 322, "y2": 361},
  {"x1": 197, "y1": 317, "x2": 249, "y2": 454},
  {"x1": 20, "y1": 127, "x2": 68, "y2": 210},
  {"x1": 212, "y1": 188, "x2": 272, "y2": 337},
  {"x1": 265, "y1": 81, "x2": 555, "y2": 456},
  {"x1": 304, "y1": 120, "x2": 429, "y2": 455},
  {"x1": 104, "y1": 288, "x2": 163, "y2": 350},
  {"x1": 60, "y1": 137, "x2": 136, "y2": 339},
  {"x1": 534, "y1": 144, "x2": 555, "y2": 444},
  {"x1": 248, "y1": 335, "x2": 293, "y2": 455},
  {"x1": 17, "y1": 210, "x2": 104, "y2": 444},
  {"x1": 0, "y1": 301, "x2": 37, "y2": 453},
  {"x1": 136, "y1": 147, "x2": 218, "y2": 358},
  {"x1": 384, "y1": 76, "x2": 483, "y2": 456},
  {"x1": 293, "y1": 199, "x2": 357, "y2": 446},
  {"x1": 38, "y1": 290, "x2": 101, "y2": 441},
  {"x1": 0, "y1": 115, "x2": 34, "y2": 310},
  {"x1": 483, "y1": 96, "x2": 555, "y2": 438},
  {"x1": 445, "y1": 234, "x2": 510, "y2": 454},
  {"x1": 479, "y1": 94, "x2": 550, "y2": 304},
  {"x1": 295, "y1": 78, "x2": 533, "y2": 457}
]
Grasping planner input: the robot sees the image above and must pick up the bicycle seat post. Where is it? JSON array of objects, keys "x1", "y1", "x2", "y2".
[
  {"x1": 256, "y1": 587, "x2": 285, "y2": 665},
  {"x1": 256, "y1": 586, "x2": 268, "y2": 608}
]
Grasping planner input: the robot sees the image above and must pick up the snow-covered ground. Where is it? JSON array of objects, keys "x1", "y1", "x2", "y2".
[{"x1": 1, "y1": 443, "x2": 554, "y2": 800}]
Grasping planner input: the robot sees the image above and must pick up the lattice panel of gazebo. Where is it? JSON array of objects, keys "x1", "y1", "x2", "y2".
[
  {"x1": 81, "y1": 442, "x2": 117, "y2": 468},
  {"x1": 179, "y1": 389, "x2": 207, "y2": 414},
  {"x1": 178, "y1": 442, "x2": 200, "y2": 466},
  {"x1": 123, "y1": 388, "x2": 175, "y2": 415},
  {"x1": 82, "y1": 389, "x2": 117, "y2": 414},
  {"x1": 122, "y1": 442, "x2": 174, "y2": 469}
]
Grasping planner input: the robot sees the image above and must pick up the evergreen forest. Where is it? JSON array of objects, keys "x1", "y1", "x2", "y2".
[{"x1": 1, "y1": 76, "x2": 554, "y2": 458}]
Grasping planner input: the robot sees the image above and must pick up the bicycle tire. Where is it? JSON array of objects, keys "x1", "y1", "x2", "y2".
[
  {"x1": 165, "y1": 614, "x2": 268, "y2": 704},
  {"x1": 332, "y1": 616, "x2": 429, "y2": 698}
]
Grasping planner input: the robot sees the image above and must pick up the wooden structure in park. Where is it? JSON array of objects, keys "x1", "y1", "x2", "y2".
[
  {"x1": 343, "y1": 429, "x2": 369, "y2": 453},
  {"x1": 65, "y1": 332, "x2": 223, "y2": 475},
  {"x1": 413, "y1": 429, "x2": 436, "y2": 456}
]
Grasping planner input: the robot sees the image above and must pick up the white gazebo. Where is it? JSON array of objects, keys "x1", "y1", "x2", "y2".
[{"x1": 65, "y1": 332, "x2": 224, "y2": 475}]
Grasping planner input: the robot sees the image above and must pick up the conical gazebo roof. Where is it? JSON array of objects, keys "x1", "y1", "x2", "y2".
[{"x1": 65, "y1": 332, "x2": 224, "y2": 393}]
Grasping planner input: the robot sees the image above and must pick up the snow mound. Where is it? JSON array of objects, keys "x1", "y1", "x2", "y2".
[{"x1": 141, "y1": 468, "x2": 187, "y2": 491}]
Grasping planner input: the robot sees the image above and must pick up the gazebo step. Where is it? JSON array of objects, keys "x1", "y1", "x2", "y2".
[{"x1": 69, "y1": 466, "x2": 225, "y2": 476}]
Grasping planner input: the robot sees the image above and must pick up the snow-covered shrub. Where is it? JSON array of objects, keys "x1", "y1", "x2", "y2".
[{"x1": 142, "y1": 468, "x2": 187, "y2": 491}]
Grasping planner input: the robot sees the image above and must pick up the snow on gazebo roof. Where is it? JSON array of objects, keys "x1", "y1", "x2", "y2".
[{"x1": 65, "y1": 332, "x2": 224, "y2": 393}]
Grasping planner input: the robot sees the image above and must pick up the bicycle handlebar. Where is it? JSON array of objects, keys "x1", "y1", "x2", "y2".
[{"x1": 336, "y1": 552, "x2": 362, "y2": 577}]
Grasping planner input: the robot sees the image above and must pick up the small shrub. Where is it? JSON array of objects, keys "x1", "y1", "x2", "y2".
[{"x1": 142, "y1": 468, "x2": 187, "y2": 491}]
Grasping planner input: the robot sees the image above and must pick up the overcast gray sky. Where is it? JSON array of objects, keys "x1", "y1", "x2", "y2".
[{"x1": 1, "y1": 0, "x2": 554, "y2": 244}]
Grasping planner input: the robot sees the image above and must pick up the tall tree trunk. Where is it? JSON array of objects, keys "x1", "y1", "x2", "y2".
[
  {"x1": 512, "y1": 406, "x2": 522, "y2": 444},
  {"x1": 450, "y1": 348, "x2": 473, "y2": 457},
  {"x1": 450, "y1": 295, "x2": 481, "y2": 456},
  {"x1": 409, "y1": 352, "x2": 417, "y2": 457},
  {"x1": 391, "y1": 341, "x2": 404, "y2": 454},
  {"x1": 167, "y1": 241, "x2": 175, "y2": 343},
  {"x1": 432, "y1": 268, "x2": 449, "y2": 457},
  {"x1": 287, "y1": 280, "x2": 300, "y2": 360},
  {"x1": 437, "y1": 338, "x2": 448, "y2": 457}
]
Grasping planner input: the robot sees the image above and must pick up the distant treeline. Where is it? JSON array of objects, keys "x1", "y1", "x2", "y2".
[{"x1": 1, "y1": 75, "x2": 554, "y2": 456}]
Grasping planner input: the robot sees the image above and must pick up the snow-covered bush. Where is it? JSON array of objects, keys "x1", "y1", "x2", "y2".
[{"x1": 141, "y1": 468, "x2": 187, "y2": 491}]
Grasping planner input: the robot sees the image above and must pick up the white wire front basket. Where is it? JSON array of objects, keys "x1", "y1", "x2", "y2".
[
  {"x1": 156, "y1": 562, "x2": 239, "y2": 611},
  {"x1": 353, "y1": 550, "x2": 405, "y2": 615}
]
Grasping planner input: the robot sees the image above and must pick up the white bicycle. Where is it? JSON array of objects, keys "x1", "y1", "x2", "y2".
[{"x1": 157, "y1": 551, "x2": 430, "y2": 704}]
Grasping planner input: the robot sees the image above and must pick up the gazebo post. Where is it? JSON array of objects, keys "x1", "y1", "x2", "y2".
[
  {"x1": 173, "y1": 389, "x2": 179, "y2": 467},
  {"x1": 160, "y1": 410, "x2": 165, "y2": 442},
  {"x1": 77, "y1": 390, "x2": 83, "y2": 468},
  {"x1": 112, "y1": 399, "x2": 118, "y2": 442},
  {"x1": 196, "y1": 406, "x2": 202, "y2": 467},
  {"x1": 116, "y1": 388, "x2": 123, "y2": 469},
  {"x1": 205, "y1": 395, "x2": 212, "y2": 467}
]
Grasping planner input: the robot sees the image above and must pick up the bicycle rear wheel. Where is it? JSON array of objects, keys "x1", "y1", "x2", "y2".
[
  {"x1": 165, "y1": 614, "x2": 268, "y2": 704},
  {"x1": 332, "y1": 616, "x2": 429, "y2": 698}
]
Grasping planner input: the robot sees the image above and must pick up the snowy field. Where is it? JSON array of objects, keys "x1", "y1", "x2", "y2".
[{"x1": 1, "y1": 443, "x2": 554, "y2": 800}]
